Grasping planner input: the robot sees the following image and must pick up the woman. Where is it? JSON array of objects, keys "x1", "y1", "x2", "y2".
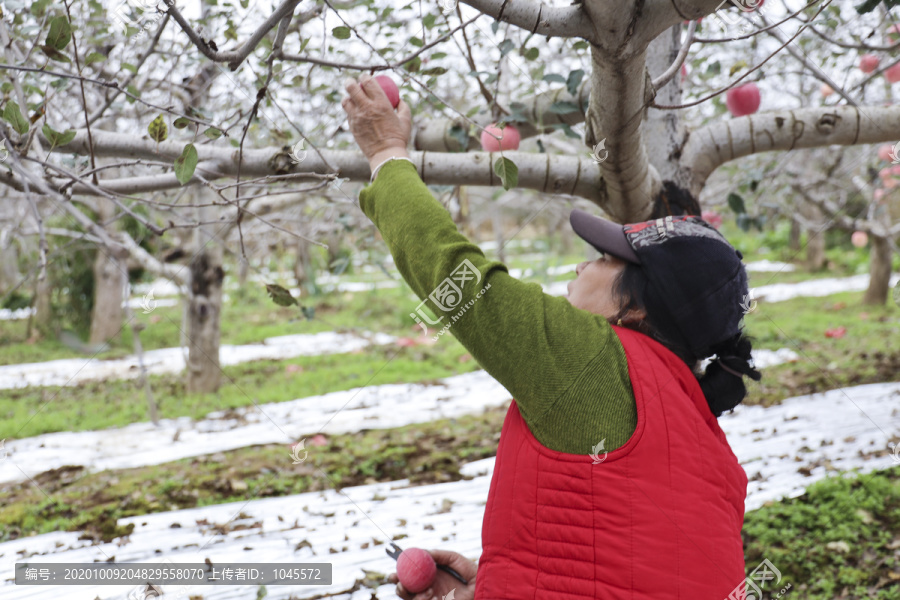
[{"x1": 341, "y1": 73, "x2": 761, "y2": 600}]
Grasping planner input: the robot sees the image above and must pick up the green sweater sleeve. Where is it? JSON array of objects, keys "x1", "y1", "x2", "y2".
[{"x1": 358, "y1": 159, "x2": 636, "y2": 454}]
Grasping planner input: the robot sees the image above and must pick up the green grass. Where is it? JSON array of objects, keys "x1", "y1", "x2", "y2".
[
  {"x1": 0, "y1": 403, "x2": 508, "y2": 542},
  {"x1": 743, "y1": 466, "x2": 900, "y2": 599},
  {"x1": 0, "y1": 339, "x2": 476, "y2": 440}
]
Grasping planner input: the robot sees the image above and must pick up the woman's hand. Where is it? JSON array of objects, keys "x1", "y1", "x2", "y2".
[
  {"x1": 341, "y1": 73, "x2": 412, "y2": 171},
  {"x1": 388, "y1": 549, "x2": 478, "y2": 600}
]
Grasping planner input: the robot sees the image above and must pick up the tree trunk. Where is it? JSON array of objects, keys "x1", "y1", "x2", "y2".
[
  {"x1": 88, "y1": 250, "x2": 127, "y2": 344},
  {"x1": 806, "y1": 231, "x2": 826, "y2": 271},
  {"x1": 789, "y1": 218, "x2": 801, "y2": 252},
  {"x1": 0, "y1": 228, "x2": 19, "y2": 296},
  {"x1": 862, "y1": 235, "x2": 892, "y2": 305},
  {"x1": 186, "y1": 248, "x2": 224, "y2": 393},
  {"x1": 293, "y1": 237, "x2": 311, "y2": 289}
]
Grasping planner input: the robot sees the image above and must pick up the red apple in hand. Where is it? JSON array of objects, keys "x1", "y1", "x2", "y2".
[
  {"x1": 725, "y1": 82, "x2": 761, "y2": 117},
  {"x1": 860, "y1": 54, "x2": 880, "y2": 73},
  {"x1": 481, "y1": 123, "x2": 520, "y2": 152},
  {"x1": 374, "y1": 75, "x2": 400, "y2": 108},
  {"x1": 396, "y1": 548, "x2": 437, "y2": 594}
]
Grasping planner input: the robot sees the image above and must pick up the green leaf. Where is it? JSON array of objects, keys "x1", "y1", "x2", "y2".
[
  {"x1": 39, "y1": 45, "x2": 70, "y2": 63},
  {"x1": 421, "y1": 66, "x2": 447, "y2": 76},
  {"x1": 548, "y1": 101, "x2": 580, "y2": 114},
  {"x1": 173, "y1": 117, "x2": 192, "y2": 129},
  {"x1": 573, "y1": 40, "x2": 588, "y2": 50},
  {"x1": 523, "y1": 47, "x2": 539, "y2": 61},
  {"x1": 543, "y1": 73, "x2": 566, "y2": 84},
  {"x1": 332, "y1": 26, "x2": 351, "y2": 40},
  {"x1": 148, "y1": 114, "x2": 168, "y2": 143},
  {"x1": 30, "y1": 0, "x2": 52, "y2": 18},
  {"x1": 498, "y1": 39, "x2": 515, "y2": 57},
  {"x1": 203, "y1": 127, "x2": 223, "y2": 139},
  {"x1": 85, "y1": 52, "x2": 107, "y2": 65},
  {"x1": 265, "y1": 283, "x2": 299, "y2": 307},
  {"x1": 2, "y1": 102, "x2": 29, "y2": 135},
  {"x1": 727, "y1": 192, "x2": 746, "y2": 214},
  {"x1": 409, "y1": 36, "x2": 423, "y2": 47},
  {"x1": 566, "y1": 69, "x2": 585, "y2": 96},
  {"x1": 240, "y1": 0, "x2": 249, "y2": 7},
  {"x1": 122, "y1": 62, "x2": 138, "y2": 73},
  {"x1": 42, "y1": 124, "x2": 76, "y2": 148},
  {"x1": 423, "y1": 14, "x2": 437, "y2": 29},
  {"x1": 493, "y1": 157, "x2": 518, "y2": 191},
  {"x1": 174, "y1": 143, "x2": 198, "y2": 185},
  {"x1": 45, "y1": 16, "x2": 72, "y2": 50},
  {"x1": 729, "y1": 60, "x2": 748, "y2": 76},
  {"x1": 491, "y1": 20, "x2": 500, "y2": 34}
]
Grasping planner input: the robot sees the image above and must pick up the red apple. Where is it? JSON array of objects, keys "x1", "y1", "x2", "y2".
[
  {"x1": 851, "y1": 231, "x2": 868, "y2": 248},
  {"x1": 886, "y1": 63, "x2": 900, "y2": 83},
  {"x1": 860, "y1": 54, "x2": 880, "y2": 73},
  {"x1": 725, "y1": 82, "x2": 761, "y2": 117},
  {"x1": 878, "y1": 144, "x2": 894, "y2": 162},
  {"x1": 820, "y1": 83, "x2": 834, "y2": 97},
  {"x1": 681, "y1": 64, "x2": 688, "y2": 82},
  {"x1": 480, "y1": 123, "x2": 520, "y2": 152},
  {"x1": 824, "y1": 326, "x2": 847, "y2": 339},
  {"x1": 396, "y1": 548, "x2": 436, "y2": 594},
  {"x1": 374, "y1": 75, "x2": 400, "y2": 108}
]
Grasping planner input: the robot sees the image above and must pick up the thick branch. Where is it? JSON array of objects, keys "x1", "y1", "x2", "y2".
[
  {"x1": 166, "y1": 0, "x2": 303, "y2": 70},
  {"x1": 460, "y1": 0, "x2": 596, "y2": 42},
  {"x1": 682, "y1": 105, "x2": 900, "y2": 193},
  {"x1": 47, "y1": 129, "x2": 605, "y2": 201}
]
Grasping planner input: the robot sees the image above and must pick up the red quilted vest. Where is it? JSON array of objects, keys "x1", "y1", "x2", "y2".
[{"x1": 474, "y1": 325, "x2": 748, "y2": 600}]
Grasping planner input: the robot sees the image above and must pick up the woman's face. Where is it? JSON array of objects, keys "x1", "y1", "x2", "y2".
[{"x1": 566, "y1": 254, "x2": 632, "y2": 319}]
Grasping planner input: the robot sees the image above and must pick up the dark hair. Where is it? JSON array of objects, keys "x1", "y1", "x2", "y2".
[{"x1": 611, "y1": 262, "x2": 761, "y2": 417}]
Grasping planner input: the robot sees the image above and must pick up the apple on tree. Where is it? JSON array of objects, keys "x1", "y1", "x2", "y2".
[
  {"x1": 374, "y1": 75, "x2": 400, "y2": 108},
  {"x1": 725, "y1": 82, "x2": 760, "y2": 117},
  {"x1": 886, "y1": 63, "x2": 900, "y2": 84},
  {"x1": 859, "y1": 54, "x2": 880, "y2": 73},
  {"x1": 480, "y1": 123, "x2": 521, "y2": 152}
]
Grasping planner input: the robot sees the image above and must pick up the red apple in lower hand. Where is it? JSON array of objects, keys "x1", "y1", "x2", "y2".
[
  {"x1": 374, "y1": 75, "x2": 400, "y2": 108},
  {"x1": 725, "y1": 82, "x2": 760, "y2": 117},
  {"x1": 396, "y1": 548, "x2": 437, "y2": 594},
  {"x1": 860, "y1": 54, "x2": 880, "y2": 73}
]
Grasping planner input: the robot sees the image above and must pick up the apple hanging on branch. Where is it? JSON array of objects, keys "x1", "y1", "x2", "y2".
[
  {"x1": 374, "y1": 75, "x2": 400, "y2": 108},
  {"x1": 480, "y1": 123, "x2": 520, "y2": 152},
  {"x1": 859, "y1": 54, "x2": 880, "y2": 73},
  {"x1": 725, "y1": 82, "x2": 761, "y2": 117}
]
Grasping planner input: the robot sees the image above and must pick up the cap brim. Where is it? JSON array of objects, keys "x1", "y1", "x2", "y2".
[{"x1": 570, "y1": 209, "x2": 641, "y2": 264}]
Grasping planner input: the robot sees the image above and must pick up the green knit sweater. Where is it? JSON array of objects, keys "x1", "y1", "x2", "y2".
[{"x1": 358, "y1": 159, "x2": 637, "y2": 454}]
